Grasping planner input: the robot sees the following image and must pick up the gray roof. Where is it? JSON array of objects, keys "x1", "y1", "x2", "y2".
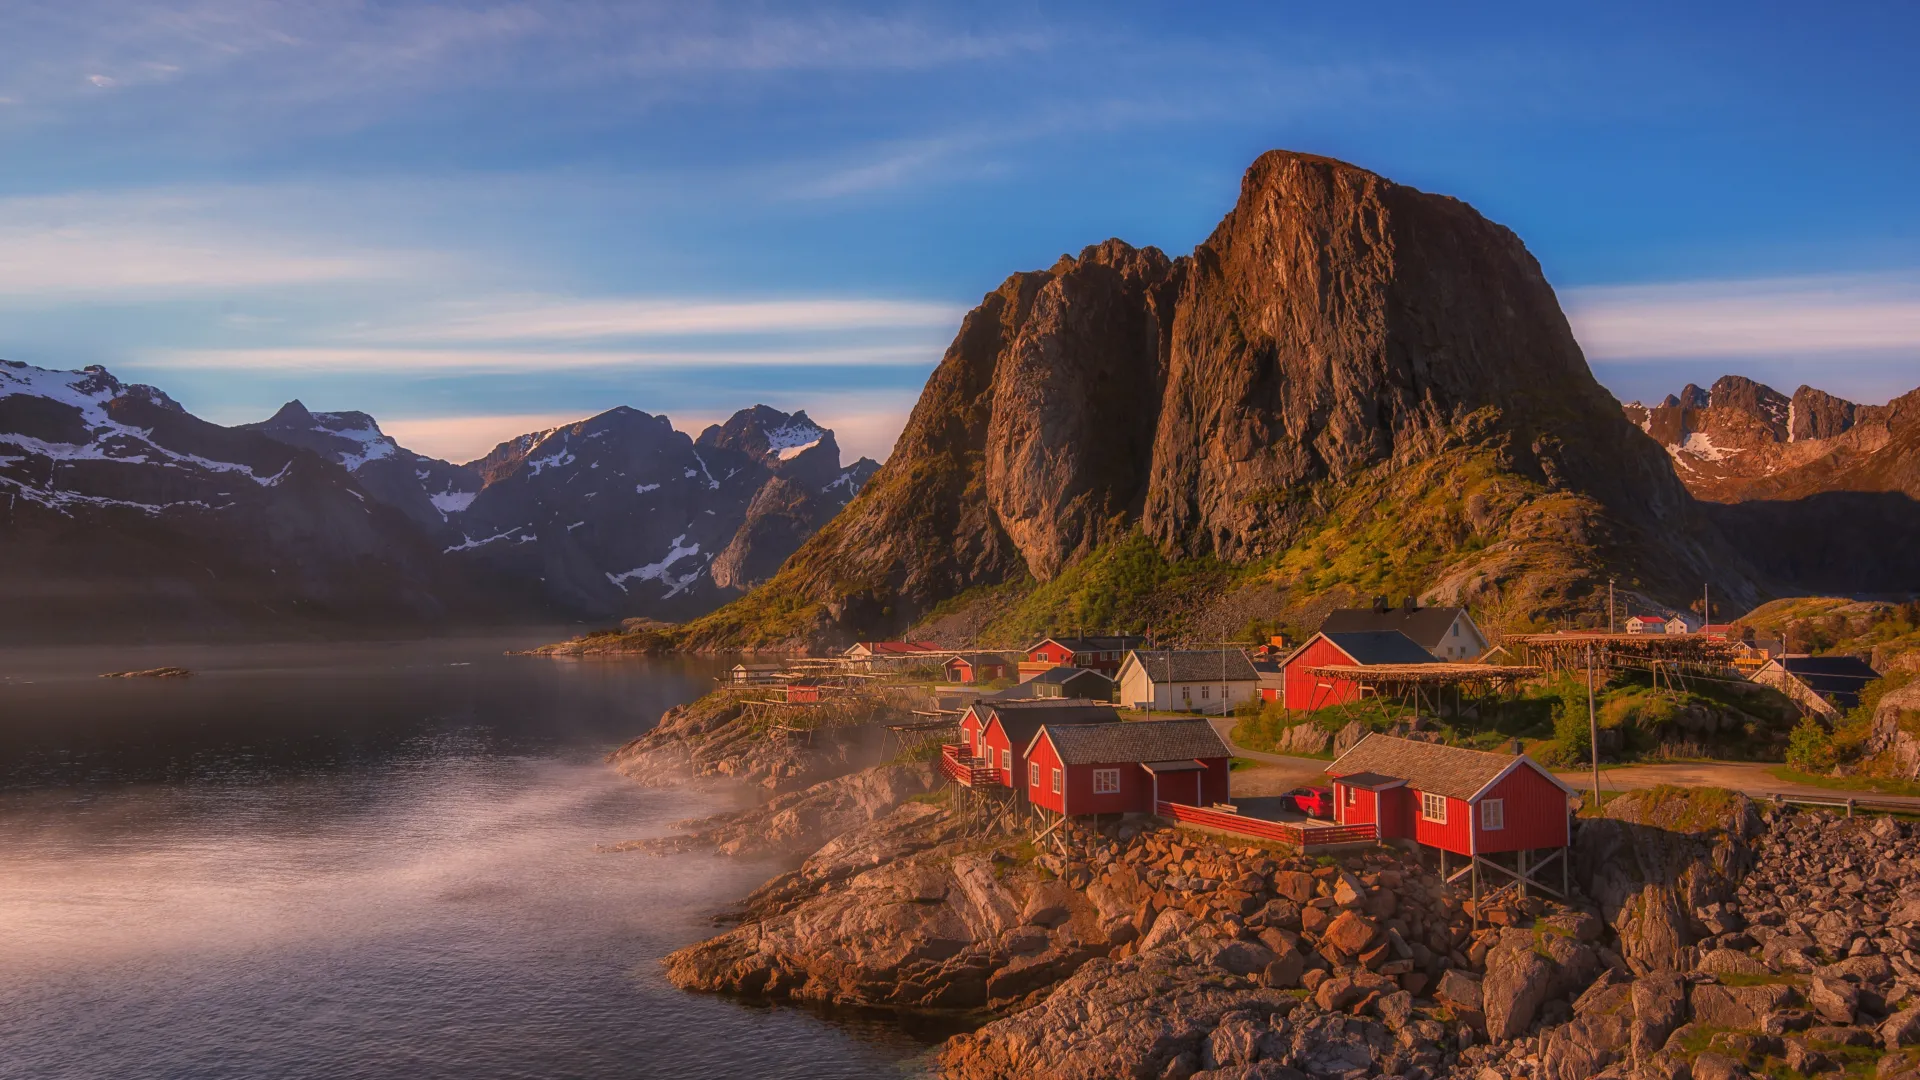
[
  {"x1": 1039, "y1": 718, "x2": 1230, "y2": 766},
  {"x1": 1775, "y1": 655, "x2": 1881, "y2": 709},
  {"x1": 1029, "y1": 665, "x2": 1114, "y2": 687},
  {"x1": 1320, "y1": 631, "x2": 1440, "y2": 666},
  {"x1": 1126, "y1": 649, "x2": 1260, "y2": 684},
  {"x1": 1330, "y1": 733, "x2": 1571, "y2": 802},
  {"x1": 977, "y1": 701, "x2": 1119, "y2": 751},
  {"x1": 1319, "y1": 606, "x2": 1469, "y2": 649}
]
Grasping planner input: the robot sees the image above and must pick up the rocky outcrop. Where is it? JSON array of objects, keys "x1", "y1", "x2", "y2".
[
  {"x1": 606, "y1": 763, "x2": 932, "y2": 859},
  {"x1": 1865, "y1": 679, "x2": 1920, "y2": 780},
  {"x1": 1574, "y1": 787, "x2": 1762, "y2": 974},
  {"x1": 604, "y1": 689, "x2": 908, "y2": 792},
  {"x1": 695, "y1": 150, "x2": 1752, "y2": 647}
]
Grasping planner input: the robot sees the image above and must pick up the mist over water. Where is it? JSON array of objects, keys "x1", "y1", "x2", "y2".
[{"x1": 0, "y1": 638, "x2": 931, "y2": 1079}]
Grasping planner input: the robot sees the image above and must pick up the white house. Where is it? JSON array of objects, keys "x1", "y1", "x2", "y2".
[
  {"x1": 1317, "y1": 600, "x2": 1489, "y2": 660},
  {"x1": 1116, "y1": 649, "x2": 1261, "y2": 715},
  {"x1": 1625, "y1": 613, "x2": 1698, "y2": 635}
]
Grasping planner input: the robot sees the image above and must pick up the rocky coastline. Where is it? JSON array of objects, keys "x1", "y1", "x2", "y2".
[{"x1": 614, "y1": 695, "x2": 1920, "y2": 1079}]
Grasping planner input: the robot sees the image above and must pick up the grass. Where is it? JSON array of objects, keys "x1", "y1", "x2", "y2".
[{"x1": 1768, "y1": 767, "x2": 1920, "y2": 799}]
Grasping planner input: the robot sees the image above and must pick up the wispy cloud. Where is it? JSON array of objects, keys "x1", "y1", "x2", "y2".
[
  {"x1": 0, "y1": 189, "x2": 436, "y2": 297},
  {"x1": 0, "y1": 1, "x2": 1049, "y2": 125},
  {"x1": 376, "y1": 296, "x2": 964, "y2": 342},
  {"x1": 1565, "y1": 274, "x2": 1920, "y2": 360}
]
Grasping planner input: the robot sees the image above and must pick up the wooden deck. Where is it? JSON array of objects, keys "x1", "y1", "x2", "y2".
[
  {"x1": 1156, "y1": 800, "x2": 1377, "y2": 850},
  {"x1": 940, "y1": 744, "x2": 1002, "y2": 788}
]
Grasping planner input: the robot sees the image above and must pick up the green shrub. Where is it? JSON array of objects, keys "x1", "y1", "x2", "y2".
[{"x1": 1785, "y1": 714, "x2": 1836, "y2": 773}]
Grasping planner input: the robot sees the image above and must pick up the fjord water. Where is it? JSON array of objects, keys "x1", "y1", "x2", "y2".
[{"x1": 0, "y1": 638, "x2": 929, "y2": 1079}]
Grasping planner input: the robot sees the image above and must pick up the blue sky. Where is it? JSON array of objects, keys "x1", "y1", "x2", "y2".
[{"x1": 1, "y1": 1, "x2": 1915, "y2": 463}]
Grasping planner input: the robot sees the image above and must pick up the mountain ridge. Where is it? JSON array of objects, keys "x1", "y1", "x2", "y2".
[{"x1": 0, "y1": 358, "x2": 876, "y2": 641}]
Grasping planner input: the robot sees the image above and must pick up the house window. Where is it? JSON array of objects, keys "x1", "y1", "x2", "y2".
[
  {"x1": 1421, "y1": 792, "x2": 1448, "y2": 824},
  {"x1": 1481, "y1": 799, "x2": 1505, "y2": 831},
  {"x1": 1201, "y1": 685, "x2": 1210, "y2": 699},
  {"x1": 1345, "y1": 786, "x2": 1356, "y2": 806},
  {"x1": 1093, "y1": 768, "x2": 1120, "y2": 794},
  {"x1": 1001, "y1": 749, "x2": 1012, "y2": 771},
  {"x1": 1029, "y1": 762, "x2": 1039, "y2": 788},
  {"x1": 1181, "y1": 685, "x2": 1191, "y2": 701},
  {"x1": 1051, "y1": 768, "x2": 1062, "y2": 795}
]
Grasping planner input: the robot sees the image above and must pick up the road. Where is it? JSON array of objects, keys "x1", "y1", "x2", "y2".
[{"x1": 1208, "y1": 718, "x2": 1920, "y2": 812}]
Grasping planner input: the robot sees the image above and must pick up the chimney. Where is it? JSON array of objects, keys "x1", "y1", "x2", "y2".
[
  {"x1": 1373, "y1": 595, "x2": 1390, "y2": 614},
  {"x1": 1402, "y1": 596, "x2": 1418, "y2": 612}
]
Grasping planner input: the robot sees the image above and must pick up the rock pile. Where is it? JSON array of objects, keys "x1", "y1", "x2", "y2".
[{"x1": 1462, "y1": 798, "x2": 1920, "y2": 1080}]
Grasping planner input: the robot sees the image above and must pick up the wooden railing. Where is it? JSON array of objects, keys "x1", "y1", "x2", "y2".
[
  {"x1": 940, "y1": 744, "x2": 1002, "y2": 788},
  {"x1": 1155, "y1": 801, "x2": 1377, "y2": 849}
]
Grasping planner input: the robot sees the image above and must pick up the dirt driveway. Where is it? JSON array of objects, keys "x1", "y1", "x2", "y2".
[{"x1": 1208, "y1": 718, "x2": 1920, "y2": 813}]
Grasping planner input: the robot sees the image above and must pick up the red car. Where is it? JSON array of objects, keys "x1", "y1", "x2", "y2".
[{"x1": 1287, "y1": 786, "x2": 1333, "y2": 819}]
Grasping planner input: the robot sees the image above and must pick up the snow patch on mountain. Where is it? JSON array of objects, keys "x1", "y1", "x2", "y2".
[
  {"x1": 765, "y1": 417, "x2": 827, "y2": 461},
  {"x1": 605, "y1": 534, "x2": 704, "y2": 598}
]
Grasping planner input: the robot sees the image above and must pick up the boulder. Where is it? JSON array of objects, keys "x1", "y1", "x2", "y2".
[
  {"x1": 1482, "y1": 942, "x2": 1554, "y2": 1041},
  {"x1": 1811, "y1": 975, "x2": 1861, "y2": 1025},
  {"x1": 1631, "y1": 972, "x2": 1689, "y2": 1064},
  {"x1": 1690, "y1": 982, "x2": 1798, "y2": 1031},
  {"x1": 1318, "y1": 910, "x2": 1380, "y2": 961}
]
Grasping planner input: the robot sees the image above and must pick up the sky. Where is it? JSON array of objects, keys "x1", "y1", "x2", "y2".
[{"x1": 0, "y1": 1, "x2": 1915, "y2": 464}]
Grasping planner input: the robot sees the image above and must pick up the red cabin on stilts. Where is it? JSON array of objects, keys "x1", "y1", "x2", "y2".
[
  {"x1": 1024, "y1": 718, "x2": 1231, "y2": 816},
  {"x1": 1328, "y1": 734, "x2": 1578, "y2": 902}
]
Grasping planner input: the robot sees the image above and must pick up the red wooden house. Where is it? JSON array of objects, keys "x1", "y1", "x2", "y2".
[
  {"x1": 944, "y1": 652, "x2": 1015, "y2": 684},
  {"x1": 1280, "y1": 630, "x2": 1438, "y2": 710},
  {"x1": 974, "y1": 700, "x2": 1118, "y2": 791},
  {"x1": 784, "y1": 683, "x2": 821, "y2": 704},
  {"x1": 1024, "y1": 718, "x2": 1231, "y2": 816},
  {"x1": 1019, "y1": 635, "x2": 1147, "y2": 679},
  {"x1": 1327, "y1": 734, "x2": 1577, "y2": 895}
]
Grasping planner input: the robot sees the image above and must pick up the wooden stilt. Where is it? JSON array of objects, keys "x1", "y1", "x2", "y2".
[{"x1": 1518, "y1": 849, "x2": 1529, "y2": 900}]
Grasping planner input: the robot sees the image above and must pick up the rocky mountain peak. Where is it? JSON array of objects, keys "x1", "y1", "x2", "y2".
[
  {"x1": 259, "y1": 399, "x2": 316, "y2": 428},
  {"x1": 1790, "y1": 384, "x2": 1859, "y2": 442},
  {"x1": 695, "y1": 148, "x2": 1732, "y2": 646},
  {"x1": 697, "y1": 405, "x2": 831, "y2": 467}
]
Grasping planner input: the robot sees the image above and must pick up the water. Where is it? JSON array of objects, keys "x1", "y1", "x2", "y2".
[{"x1": 0, "y1": 637, "x2": 935, "y2": 1080}]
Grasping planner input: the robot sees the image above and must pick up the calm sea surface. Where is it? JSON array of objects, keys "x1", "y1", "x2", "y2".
[{"x1": 0, "y1": 637, "x2": 935, "y2": 1080}]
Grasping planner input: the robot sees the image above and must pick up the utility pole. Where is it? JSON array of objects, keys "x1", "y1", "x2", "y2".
[
  {"x1": 1703, "y1": 583, "x2": 1711, "y2": 635},
  {"x1": 1608, "y1": 577, "x2": 1616, "y2": 634},
  {"x1": 1585, "y1": 644, "x2": 1602, "y2": 813}
]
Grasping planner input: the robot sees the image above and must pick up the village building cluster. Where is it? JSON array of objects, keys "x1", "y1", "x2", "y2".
[{"x1": 720, "y1": 594, "x2": 1883, "y2": 887}]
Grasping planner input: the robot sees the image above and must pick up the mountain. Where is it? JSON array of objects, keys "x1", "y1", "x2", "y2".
[
  {"x1": 242, "y1": 400, "x2": 481, "y2": 534},
  {"x1": 437, "y1": 405, "x2": 875, "y2": 618},
  {"x1": 0, "y1": 360, "x2": 503, "y2": 641},
  {"x1": 682, "y1": 150, "x2": 1761, "y2": 649},
  {"x1": 1622, "y1": 375, "x2": 1919, "y2": 502},
  {"x1": 0, "y1": 359, "x2": 875, "y2": 641}
]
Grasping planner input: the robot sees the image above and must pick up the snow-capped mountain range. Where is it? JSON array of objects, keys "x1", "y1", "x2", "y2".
[{"x1": 0, "y1": 359, "x2": 877, "y2": 640}]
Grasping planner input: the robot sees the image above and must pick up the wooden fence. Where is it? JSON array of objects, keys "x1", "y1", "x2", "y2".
[
  {"x1": 1155, "y1": 801, "x2": 1377, "y2": 850},
  {"x1": 939, "y1": 744, "x2": 1001, "y2": 788}
]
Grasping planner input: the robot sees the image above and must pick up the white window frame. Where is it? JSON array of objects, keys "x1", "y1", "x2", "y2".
[
  {"x1": 1421, "y1": 791, "x2": 1448, "y2": 824},
  {"x1": 1092, "y1": 768, "x2": 1120, "y2": 795},
  {"x1": 1029, "y1": 762, "x2": 1039, "y2": 788},
  {"x1": 1480, "y1": 799, "x2": 1505, "y2": 831},
  {"x1": 1051, "y1": 768, "x2": 1062, "y2": 795}
]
